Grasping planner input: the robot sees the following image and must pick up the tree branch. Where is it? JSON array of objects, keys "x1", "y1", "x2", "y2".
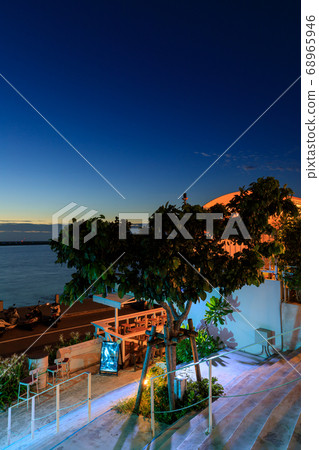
[
  {"x1": 168, "y1": 301, "x2": 179, "y2": 321},
  {"x1": 176, "y1": 300, "x2": 193, "y2": 328},
  {"x1": 158, "y1": 300, "x2": 174, "y2": 327}
]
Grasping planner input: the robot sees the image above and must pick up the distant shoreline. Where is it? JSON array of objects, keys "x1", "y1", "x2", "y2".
[{"x1": 0, "y1": 241, "x2": 50, "y2": 246}]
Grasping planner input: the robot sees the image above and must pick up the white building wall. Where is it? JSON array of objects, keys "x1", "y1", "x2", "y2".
[{"x1": 189, "y1": 280, "x2": 282, "y2": 355}]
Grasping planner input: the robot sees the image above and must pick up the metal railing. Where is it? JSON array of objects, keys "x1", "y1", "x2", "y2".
[
  {"x1": 7, "y1": 371, "x2": 91, "y2": 446},
  {"x1": 149, "y1": 327, "x2": 301, "y2": 437}
]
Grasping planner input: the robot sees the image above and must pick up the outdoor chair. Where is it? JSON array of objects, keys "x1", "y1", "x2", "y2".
[
  {"x1": 17, "y1": 368, "x2": 40, "y2": 409},
  {"x1": 149, "y1": 317, "x2": 158, "y2": 327},
  {"x1": 157, "y1": 316, "x2": 164, "y2": 326},
  {"x1": 121, "y1": 323, "x2": 133, "y2": 334},
  {"x1": 47, "y1": 358, "x2": 63, "y2": 386},
  {"x1": 60, "y1": 358, "x2": 70, "y2": 379},
  {"x1": 135, "y1": 319, "x2": 147, "y2": 328},
  {"x1": 129, "y1": 342, "x2": 147, "y2": 371}
]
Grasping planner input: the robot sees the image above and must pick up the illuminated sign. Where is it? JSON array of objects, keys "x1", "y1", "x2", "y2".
[{"x1": 100, "y1": 341, "x2": 120, "y2": 375}]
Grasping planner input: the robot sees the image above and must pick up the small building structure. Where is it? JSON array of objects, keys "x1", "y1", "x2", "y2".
[
  {"x1": 91, "y1": 293, "x2": 166, "y2": 366},
  {"x1": 189, "y1": 192, "x2": 301, "y2": 354}
]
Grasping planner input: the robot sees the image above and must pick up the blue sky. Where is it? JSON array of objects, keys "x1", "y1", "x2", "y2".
[{"x1": 0, "y1": 0, "x2": 300, "y2": 235}]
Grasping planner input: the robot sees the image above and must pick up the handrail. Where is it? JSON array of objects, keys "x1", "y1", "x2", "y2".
[
  {"x1": 100, "y1": 329, "x2": 124, "y2": 340},
  {"x1": 9, "y1": 371, "x2": 90, "y2": 409},
  {"x1": 153, "y1": 377, "x2": 301, "y2": 415},
  {"x1": 7, "y1": 372, "x2": 92, "y2": 446},
  {"x1": 99, "y1": 310, "x2": 167, "y2": 343},
  {"x1": 150, "y1": 326, "x2": 301, "y2": 380},
  {"x1": 149, "y1": 326, "x2": 301, "y2": 437},
  {"x1": 92, "y1": 307, "x2": 166, "y2": 326}
]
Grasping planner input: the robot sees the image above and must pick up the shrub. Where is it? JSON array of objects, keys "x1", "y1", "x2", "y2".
[
  {"x1": 44, "y1": 344, "x2": 57, "y2": 365},
  {"x1": 176, "y1": 329, "x2": 224, "y2": 364},
  {"x1": 114, "y1": 363, "x2": 224, "y2": 424},
  {"x1": 0, "y1": 354, "x2": 28, "y2": 410},
  {"x1": 176, "y1": 337, "x2": 193, "y2": 365},
  {"x1": 196, "y1": 331, "x2": 223, "y2": 358},
  {"x1": 84, "y1": 331, "x2": 93, "y2": 341},
  {"x1": 68, "y1": 331, "x2": 80, "y2": 345}
]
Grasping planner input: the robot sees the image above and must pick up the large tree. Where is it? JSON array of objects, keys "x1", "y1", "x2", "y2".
[
  {"x1": 277, "y1": 213, "x2": 301, "y2": 301},
  {"x1": 51, "y1": 177, "x2": 298, "y2": 408}
]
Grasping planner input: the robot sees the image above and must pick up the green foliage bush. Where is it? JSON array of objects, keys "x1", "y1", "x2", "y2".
[
  {"x1": 204, "y1": 296, "x2": 233, "y2": 327},
  {"x1": 176, "y1": 337, "x2": 193, "y2": 364},
  {"x1": 195, "y1": 331, "x2": 223, "y2": 358},
  {"x1": 0, "y1": 354, "x2": 28, "y2": 410},
  {"x1": 176, "y1": 329, "x2": 224, "y2": 364},
  {"x1": 114, "y1": 363, "x2": 224, "y2": 424}
]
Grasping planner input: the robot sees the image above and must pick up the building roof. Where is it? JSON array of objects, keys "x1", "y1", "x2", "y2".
[
  {"x1": 93, "y1": 293, "x2": 135, "y2": 309},
  {"x1": 204, "y1": 192, "x2": 301, "y2": 209}
]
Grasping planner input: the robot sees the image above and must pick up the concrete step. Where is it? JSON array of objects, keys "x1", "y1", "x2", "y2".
[
  {"x1": 159, "y1": 356, "x2": 300, "y2": 450},
  {"x1": 145, "y1": 410, "x2": 198, "y2": 450},
  {"x1": 206, "y1": 355, "x2": 301, "y2": 429},
  {"x1": 148, "y1": 361, "x2": 263, "y2": 449},
  {"x1": 189, "y1": 351, "x2": 301, "y2": 437},
  {"x1": 288, "y1": 414, "x2": 301, "y2": 450},
  {"x1": 218, "y1": 350, "x2": 288, "y2": 391},
  {"x1": 189, "y1": 363, "x2": 300, "y2": 449},
  {"x1": 251, "y1": 382, "x2": 301, "y2": 450},
  {"x1": 225, "y1": 378, "x2": 301, "y2": 449},
  {"x1": 150, "y1": 351, "x2": 301, "y2": 450},
  {"x1": 212, "y1": 352, "x2": 301, "y2": 417},
  {"x1": 221, "y1": 350, "x2": 300, "y2": 397}
]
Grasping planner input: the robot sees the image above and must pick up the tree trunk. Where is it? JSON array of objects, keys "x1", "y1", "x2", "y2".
[
  {"x1": 133, "y1": 325, "x2": 156, "y2": 414},
  {"x1": 188, "y1": 318, "x2": 201, "y2": 382},
  {"x1": 164, "y1": 326, "x2": 175, "y2": 410},
  {"x1": 170, "y1": 341, "x2": 177, "y2": 400},
  {"x1": 156, "y1": 299, "x2": 195, "y2": 412}
]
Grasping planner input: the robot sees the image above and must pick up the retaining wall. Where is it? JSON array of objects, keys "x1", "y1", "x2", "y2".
[{"x1": 57, "y1": 338, "x2": 102, "y2": 373}]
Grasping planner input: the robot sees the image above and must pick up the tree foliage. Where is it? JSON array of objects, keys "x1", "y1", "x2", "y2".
[
  {"x1": 204, "y1": 296, "x2": 233, "y2": 327},
  {"x1": 277, "y1": 213, "x2": 301, "y2": 299},
  {"x1": 50, "y1": 177, "x2": 298, "y2": 373}
]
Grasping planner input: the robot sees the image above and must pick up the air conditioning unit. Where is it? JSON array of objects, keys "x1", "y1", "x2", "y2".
[{"x1": 255, "y1": 328, "x2": 275, "y2": 355}]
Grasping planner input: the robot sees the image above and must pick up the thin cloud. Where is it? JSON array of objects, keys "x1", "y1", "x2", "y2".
[
  {"x1": 241, "y1": 165, "x2": 257, "y2": 171},
  {"x1": 236, "y1": 163, "x2": 300, "y2": 172},
  {"x1": 265, "y1": 164, "x2": 300, "y2": 172},
  {"x1": 194, "y1": 152, "x2": 211, "y2": 157}
]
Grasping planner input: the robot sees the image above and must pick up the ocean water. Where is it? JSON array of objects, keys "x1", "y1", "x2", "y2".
[{"x1": 0, "y1": 245, "x2": 74, "y2": 308}]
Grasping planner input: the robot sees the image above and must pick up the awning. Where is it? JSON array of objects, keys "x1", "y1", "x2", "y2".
[{"x1": 93, "y1": 293, "x2": 135, "y2": 309}]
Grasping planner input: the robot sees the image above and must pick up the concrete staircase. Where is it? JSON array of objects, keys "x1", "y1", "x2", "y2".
[{"x1": 149, "y1": 350, "x2": 301, "y2": 449}]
